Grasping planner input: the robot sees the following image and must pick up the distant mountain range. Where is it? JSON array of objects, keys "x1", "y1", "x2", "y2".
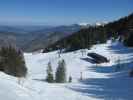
[
  {"x1": 0, "y1": 24, "x2": 82, "y2": 52},
  {"x1": 0, "y1": 25, "x2": 55, "y2": 33}
]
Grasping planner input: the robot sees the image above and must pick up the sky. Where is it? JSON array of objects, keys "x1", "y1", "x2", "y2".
[{"x1": 0, "y1": 0, "x2": 133, "y2": 25}]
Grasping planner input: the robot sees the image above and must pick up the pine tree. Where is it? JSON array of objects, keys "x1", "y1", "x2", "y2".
[
  {"x1": 124, "y1": 33, "x2": 133, "y2": 47},
  {"x1": 69, "y1": 76, "x2": 72, "y2": 83},
  {"x1": 0, "y1": 46, "x2": 27, "y2": 77},
  {"x1": 55, "y1": 59, "x2": 66, "y2": 83},
  {"x1": 115, "y1": 58, "x2": 122, "y2": 72},
  {"x1": 46, "y1": 62, "x2": 54, "y2": 83},
  {"x1": 80, "y1": 72, "x2": 83, "y2": 80}
]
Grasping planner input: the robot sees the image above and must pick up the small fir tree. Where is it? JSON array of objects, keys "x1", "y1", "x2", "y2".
[
  {"x1": 46, "y1": 62, "x2": 54, "y2": 83},
  {"x1": 69, "y1": 76, "x2": 72, "y2": 83},
  {"x1": 80, "y1": 72, "x2": 83, "y2": 80},
  {"x1": 115, "y1": 58, "x2": 121, "y2": 72},
  {"x1": 55, "y1": 59, "x2": 66, "y2": 83}
]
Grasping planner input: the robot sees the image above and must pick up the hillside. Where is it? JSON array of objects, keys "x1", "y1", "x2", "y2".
[
  {"x1": 23, "y1": 24, "x2": 81, "y2": 52},
  {"x1": 44, "y1": 13, "x2": 133, "y2": 52},
  {"x1": 0, "y1": 40, "x2": 133, "y2": 100}
]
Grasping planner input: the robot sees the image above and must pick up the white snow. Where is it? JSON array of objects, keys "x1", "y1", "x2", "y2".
[
  {"x1": 0, "y1": 40, "x2": 133, "y2": 100},
  {"x1": 78, "y1": 23, "x2": 90, "y2": 26}
]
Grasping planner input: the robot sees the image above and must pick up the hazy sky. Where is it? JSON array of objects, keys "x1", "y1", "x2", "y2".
[{"x1": 0, "y1": 0, "x2": 133, "y2": 25}]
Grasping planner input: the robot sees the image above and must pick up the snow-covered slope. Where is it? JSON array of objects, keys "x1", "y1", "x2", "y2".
[
  {"x1": 0, "y1": 72, "x2": 40, "y2": 100},
  {"x1": 0, "y1": 40, "x2": 133, "y2": 100}
]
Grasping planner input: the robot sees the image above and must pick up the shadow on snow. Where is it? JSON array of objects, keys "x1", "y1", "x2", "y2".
[
  {"x1": 66, "y1": 43, "x2": 133, "y2": 100},
  {"x1": 67, "y1": 77, "x2": 133, "y2": 100},
  {"x1": 108, "y1": 43, "x2": 133, "y2": 55}
]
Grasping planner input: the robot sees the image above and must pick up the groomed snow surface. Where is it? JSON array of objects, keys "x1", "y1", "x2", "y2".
[{"x1": 0, "y1": 40, "x2": 133, "y2": 100}]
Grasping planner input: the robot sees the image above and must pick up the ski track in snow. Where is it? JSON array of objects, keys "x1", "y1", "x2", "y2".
[{"x1": 0, "y1": 40, "x2": 133, "y2": 100}]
